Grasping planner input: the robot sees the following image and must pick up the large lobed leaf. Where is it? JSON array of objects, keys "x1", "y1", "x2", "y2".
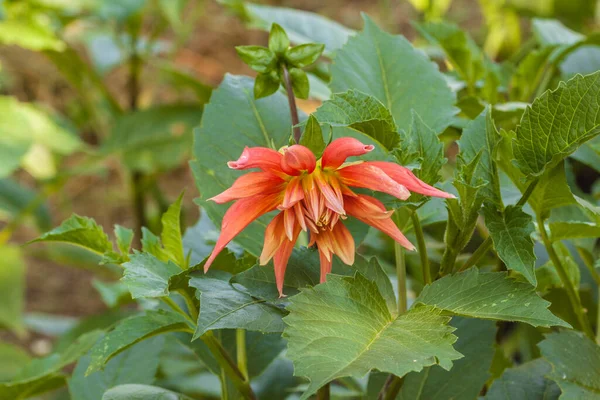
[
  {"x1": 513, "y1": 71, "x2": 600, "y2": 177},
  {"x1": 416, "y1": 268, "x2": 568, "y2": 327},
  {"x1": 191, "y1": 74, "x2": 298, "y2": 256},
  {"x1": 330, "y1": 15, "x2": 456, "y2": 134},
  {"x1": 284, "y1": 273, "x2": 462, "y2": 399}
]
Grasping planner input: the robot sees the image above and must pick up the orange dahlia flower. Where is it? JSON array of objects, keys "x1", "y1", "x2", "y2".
[{"x1": 204, "y1": 137, "x2": 453, "y2": 296}]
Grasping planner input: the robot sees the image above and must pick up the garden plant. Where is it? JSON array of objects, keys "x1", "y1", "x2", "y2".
[{"x1": 1, "y1": 0, "x2": 600, "y2": 399}]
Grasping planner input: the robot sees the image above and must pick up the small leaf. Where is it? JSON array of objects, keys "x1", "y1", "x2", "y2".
[
  {"x1": 114, "y1": 225, "x2": 133, "y2": 256},
  {"x1": 416, "y1": 268, "x2": 569, "y2": 327},
  {"x1": 483, "y1": 205, "x2": 537, "y2": 286},
  {"x1": 0, "y1": 20, "x2": 65, "y2": 51},
  {"x1": 189, "y1": 271, "x2": 285, "y2": 338},
  {"x1": 331, "y1": 15, "x2": 456, "y2": 134},
  {"x1": 299, "y1": 115, "x2": 326, "y2": 156},
  {"x1": 140, "y1": 228, "x2": 169, "y2": 261},
  {"x1": 254, "y1": 72, "x2": 280, "y2": 99},
  {"x1": 284, "y1": 273, "x2": 462, "y2": 399},
  {"x1": 513, "y1": 70, "x2": 600, "y2": 177},
  {"x1": 268, "y1": 23, "x2": 290, "y2": 54},
  {"x1": 485, "y1": 358, "x2": 560, "y2": 400},
  {"x1": 289, "y1": 67, "x2": 309, "y2": 99},
  {"x1": 549, "y1": 221, "x2": 600, "y2": 242},
  {"x1": 30, "y1": 214, "x2": 113, "y2": 255},
  {"x1": 92, "y1": 280, "x2": 132, "y2": 309},
  {"x1": 235, "y1": 45, "x2": 277, "y2": 73},
  {"x1": 121, "y1": 252, "x2": 181, "y2": 299},
  {"x1": 284, "y1": 43, "x2": 325, "y2": 67},
  {"x1": 528, "y1": 161, "x2": 575, "y2": 215},
  {"x1": 0, "y1": 245, "x2": 25, "y2": 335},
  {"x1": 314, "y1": 89, "x2": 399, "y2": 150},
  {"x1": 86, "y1": 310, "x2": 192, "y2": 375},
  {"x1": 161, "y1": 192, "x2": 185, "y2": 267},
  {"x1": 539, "y1": 331, "x2": 600, "y2": 398},
  {"x1": 510, "y1": 46, "x2": 555, "y2": 101},
  {"x1": 102, "y1": 384, "x2": 193, "y2": 400}
]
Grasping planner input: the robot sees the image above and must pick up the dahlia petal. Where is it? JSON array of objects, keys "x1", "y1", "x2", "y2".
[
  {"x1": 205, "y1": 193, "x2": 281, "y2": 272},
  {"x1": 319, "y1": 250, "x2": 333, "y2": 284},
  {"x1": 281, "y1": 177, "x2": 304, "y2": 209},
  {"x1": 368, "y1": 161, "x2": 455, "y2": 199},
  {"x1": 209, "y1": 172, "x2": 284, "y2": 204},
  {"x1": 284, "y1": 208, "x2": 296, "y2": 241},
  {"x1": 274, "y1": 226, "x2": 301, "y2": 297},
  {"x1": 331, "y1": 222, "x2": 355, "y2": 265},
  {"x1": 345, "y1": 194, "x2": 393, "y2": 220},
  {"x1": 281, "y1": 145, "x2": 316, "y2": 175},
  {"x1": 293, "y1": 202, "x2": 307, "y2": 231},
  {"x1": 321, "y1": 137, "x2": 375, "y2": 169},
  {"x1": 338, "y1": 163, "x2": 411, "y2": 200},
  {"x1": 345, "y1": 195, "x2": 415, "y2": 251},
  {"x1": 227, "y1": 147, "x2": 284, "y2": 175},
  {"x1": 260, "y1": 212, "x2": 286, "y2": 265},
  {"x1": 314, "y1": 171, "x2": 345, "y2": 215}
]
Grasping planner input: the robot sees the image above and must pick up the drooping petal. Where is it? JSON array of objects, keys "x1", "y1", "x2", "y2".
[
  {"x1": 293, "y1": 202, "x2": 307, "y2": 231},
  {"x1": 283, "y1": 208, "x2": 296, "y2": 241},
  {"x1": 330, "y1": 222, "x2": 355, "y2": 265},
  {"x1": 318, "y1": 250, "x2": 333, "y2": 284},
  {"x1": 273, "y1": 225, "x2": 301, "y2": 297},
  {"x1": 321, "y1": 137, "x2": 375, "y2": 169},
  {"x1": 227, "y1": 147, "x2": 284, "y2": 175},
  {"x1": 281, "y1": 145, "x2": 316, "y2": 175},
  {"x1": 337, "y1": 163, "x2": 411, "y2": 200},
  {"x1": 259, "y1": 212, "x2": 286, "y2": 265},
  {"x1": 313, "y1": 170, "x2": 345, "y2": 215},
  {"x1": 209, "y1": 172, "x2": 284, "y2": 204},
  {"x1": 368, "y1": 161, "x2": 455, "y2": 199},
  {"x1": 281, "y1": 176, "x2": 304, "y2": 209},
  {"x1": 205, "y1": 193, "x2": 281, "y2": 272},
  {"x1": 345, "y1": 194, "x2": 415, "y2": 251}
]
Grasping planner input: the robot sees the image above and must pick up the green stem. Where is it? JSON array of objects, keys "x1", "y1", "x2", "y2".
[
  {"x1": 576, "y1": 247, "x2": 600, "y2": 286},
  {"x1": 316, "y1": 383, "x2": 330, "y2": 400},
  {"x1": 236, "y1": 329, "x2": 249, "y2": 380},
  {"x1": 161, "y1": 296, "x2": 195, "y2": 325},
  {"x1": 282, "y1": 64, "x2": 301, "y2": 143},
  {"x1": 378, "y1": 375, "x2": 404, "y2": 400},
  {"x1": 411, "y1": 213, "x2": 431, "y2": 285},
  {"x1": 202, "y1": 332, "x2": 257, "y2": 400},
  {"x1": 177, "y1": 289, "x2": 199, "y2": 321},
  {"x1": 537, "y1": 215, "x2": 594, "y2": 339},
  {"x1": 395, "y1": 242, "x2": 407, "y2": 314}
]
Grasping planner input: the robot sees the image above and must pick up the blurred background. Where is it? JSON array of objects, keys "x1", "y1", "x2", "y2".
[{"x1": 0, "y1": 0, "x2": 599, "y2": 378}]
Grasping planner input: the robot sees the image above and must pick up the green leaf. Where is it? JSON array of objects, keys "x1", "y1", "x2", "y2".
[
  {"x1": 313, "y1": 89, "x2": 399, "y2": 151},
  {"x1": 528, "y1": 161, "x2": 576, "y2": 215},
  {"x1": 254, "y1": 72, "x2": 280, "y2": 99},
  {"x1": 161, "y1": 192, "x2": 185, "y2": 267},
  {"x1": 114, "y1": 225, "x2": 134, "y2": 256},
  {"x1": 414, "y1": 21, "x2": 484, "y2": 89},
  {"x1": 396, "y1": 111, "x2": 445, "y2": 186},
  {"x1": 268, "y1": 23, "x2": 290, "y2": 54},
  {"x1": 0, "y1": 245, "x2": 25, "y2": 335},
  {"x1": 0, "y1": 330, "x2": 102, "y2": 399},
  {"x1": 121, "y1": 252, "x2": 182, "y2": 299},
  {"x1": 549, "y1": 221, "x2": 600, "y2": 242},
  {"x1": 102, "y1": 105, "x2": 203, "y2": 173},
  {"x1": 0, "y1": 20, "x2": 65, "y2": 51},
  {"x1": 299, "y1": 115, "x2": 326, "y2": 156},
  {"x1": 457, "y1": 107, "x2": 502, "y2": 206},
  {"x1": 191, "y1": 75, "x2": 298, "y2": 256},
  {"x1": 513, "y1": 71, "x2": 600, "y2": 177},
  {"x1": 289, "y1": 67, "x2": 309, "y2": 99},
  {"x1": 284, "y1": 273, "x2": 462, "y2": 399},
  {"x1": 235, "y1": 45, "x2": 276, "y2": 73},
  {"x1": 86, "y1": 310, "x2": 193, "y2": 375},
  {"x1": 0, "y1": 178, "x2": 51, "y2": 231},
  {"x1": 330, "y1": 15, "x2": 456, "y2": 134},
  {"x1": 400, "y1": 318, "x2": 496, "y2": 400},
  {"x1": 284, "y1": 43, "x2": 325, "y2": 68},
  {"x1": 416, "y1": 268, "x2": 569, "y2": 327},
  {"x1": 0, "y1": 342, "x2": 30, "y2": 381},
  {"x1": 483, "y1": 205, "x2": 537, "y2": 286},
  {"x1": 141, "y1": 228, "x2": 169, "y2": 261},
  {"x1": 189, "y1": 271, "x2": 285, "y2": 338},
  {"x1": 539, "y1": 331, "x2": 600, "y2": 399},
  {"x1": 92, "y1": 280, "x2": 132, "y2": 309},
  {"x1": 485, "y1": 358, "x2": 560, "y2": 400},
  {"x1": 30, "y1": 214, "x2": 113, "y2": 255},
  {"x1": 237, "y1": 2, "x2": 354, "y2": 55},
  {"x1": 102, "y1": 384, "x2": 193, "y2": 400},
  {"x1": 510, "y1": 46, "x2": 555, "y2": 101},
  {"x1": 69, "y1": 337, "x2": 164, "y2": 400}
]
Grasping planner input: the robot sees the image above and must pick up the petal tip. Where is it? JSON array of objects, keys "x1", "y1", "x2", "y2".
[{"x1": 364, "y1": 144, "x2": 375, "y2": 152}]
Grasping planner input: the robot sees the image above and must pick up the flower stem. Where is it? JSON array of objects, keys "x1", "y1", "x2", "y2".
[
  {"x1": 282, "y1": 65, "x2": 302, "y2": 143},
  {"x1": 202, "y1": 331, "x2": 257, "y2": 400},
  {"x1": 236, "y1": 329, "x2": 249, "y2": 380},
  {"x1": 537, "y1": 215, "x2": 594, "y2": 339},
  {"x1": 316, "y1": 383, "x2": 330, "y2": 400},
  {"x1": 411, "y1": 213, "x2": 431, "y2": 285},
  {"x1": 395, "y1": 242, "x2": 407, "y2": 314}
]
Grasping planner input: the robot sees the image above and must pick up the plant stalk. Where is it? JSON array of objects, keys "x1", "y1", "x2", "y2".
[
  {"x1": 236, "y1": 329, "x2": 249, "y2": 380},
  {"x1": 395, "y1": 243, "x2": 407, "y2": 314},
  {"x1": 202, "y1": 332, "x2": 257, "y2": 400},
  {"x1": 316, "y1": 383, "x2": 330, "y2": 400},
  {"x1": 411, "y1": 213, "x2": 431, "y2": 285},
  {"x1": 282, "y1": 65, "x2": 302, "y2": 143},
  {"x1": 537, "y1": 215, "x2": 594, "y2": 339}
]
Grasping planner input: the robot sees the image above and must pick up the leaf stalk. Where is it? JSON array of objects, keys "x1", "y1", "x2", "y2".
[{"x1": 282, "y1": 64, "x2": 302, "y2": 143}]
